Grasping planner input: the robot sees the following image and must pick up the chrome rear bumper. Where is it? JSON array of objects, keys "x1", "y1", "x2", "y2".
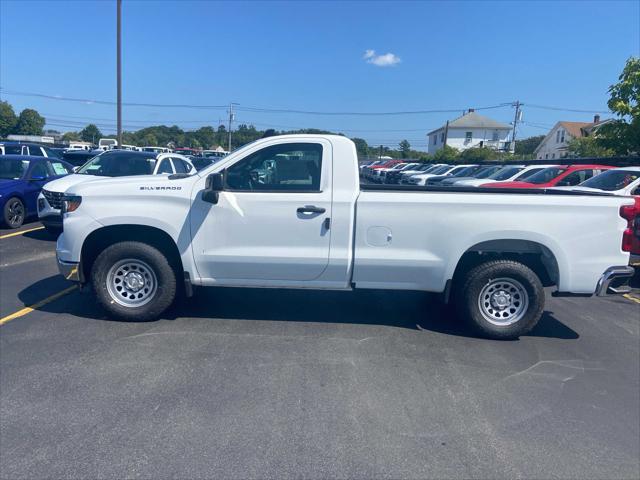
[{"x1": 595, "y1": 266, "x2": 635, "y2": 296}]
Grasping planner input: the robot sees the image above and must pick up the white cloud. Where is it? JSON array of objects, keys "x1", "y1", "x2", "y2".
[{"x1": 363, "y1": 49, "x2": 401, "y2": 67}]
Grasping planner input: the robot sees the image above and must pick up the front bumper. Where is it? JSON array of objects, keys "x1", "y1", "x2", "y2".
[
  {"x1": 57, "y1": 253, "x2": 83, "y2": 283},
  {"x1": 595, "y1": 266, "x2": 635, "y2": 296}
]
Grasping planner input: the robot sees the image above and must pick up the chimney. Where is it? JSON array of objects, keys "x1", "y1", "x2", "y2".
[
  {"x1": 593, "y1": 114, "x2": 600, "y2": 124},
  {"x1": 468, "y1": 108, "x2": 475, "y2": 113}
]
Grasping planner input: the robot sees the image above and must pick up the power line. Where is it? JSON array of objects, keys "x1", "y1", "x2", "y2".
[
  {"x1": 41, "y1": 112, "x2": 438, "y2": 133},
  {"x1": 526, "y1": 103, "x2": 610, "y2": 114},
  {"x1": 0, "y1": 88, "x2": 510, "y2": 116},
  {"x1": 0, "y1": 89, "x2": 228, "y2": 110}
]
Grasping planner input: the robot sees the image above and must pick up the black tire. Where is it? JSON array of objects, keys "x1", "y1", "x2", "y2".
[
  {"x1": 43, "y1": 225, "x2": 63, "y2": 237},
  {"x1": 3, "y1": 197, "x2": 25, "y2": 229},
  {"x1": 454, "y1": 260, "x2": 545, "y2": 340},
  {"x1": 91, "y1": 241, "x2": 177, "y2": 321}
]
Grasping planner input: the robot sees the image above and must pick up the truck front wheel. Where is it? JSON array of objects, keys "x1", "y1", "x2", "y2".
[
  {"x1": 91, "y1": 241, "x2": 177, "y2": 321},
  {"x1": 455, "y1": 260, "x2": 545, "y2": 340}
]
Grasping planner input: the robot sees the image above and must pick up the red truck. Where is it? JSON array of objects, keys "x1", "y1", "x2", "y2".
[{"x1": 484, "y1": 164, "x2": 613, "y2": 189}]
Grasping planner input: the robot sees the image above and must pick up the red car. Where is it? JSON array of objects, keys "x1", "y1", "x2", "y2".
[
  {"x1": 483, "y1": 164, "x2": 613, "y2": 189},
  {"x1": 364, "y1": 160, "x2": 404, "y2": 180}
]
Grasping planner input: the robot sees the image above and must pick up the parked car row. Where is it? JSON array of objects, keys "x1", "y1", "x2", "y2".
[
  {"x1": 359, "y1": 160, "x2": 631, "y2": 191},
  {"x1": 358, "y1": 159, "x2": 640, "y2": 263}
]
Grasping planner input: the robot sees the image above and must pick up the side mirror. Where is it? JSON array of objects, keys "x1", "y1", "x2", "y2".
[
  {"x1": 72, "y1": 166, "x2": 80, "y2": 173},
  {"x1": 202, "y1": 172, "x2": 224, "y2": 204}
]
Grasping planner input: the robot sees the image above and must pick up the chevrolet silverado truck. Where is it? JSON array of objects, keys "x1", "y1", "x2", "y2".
[{"x1": 56, "y1": 135, "x2": 636, "y2": 339}]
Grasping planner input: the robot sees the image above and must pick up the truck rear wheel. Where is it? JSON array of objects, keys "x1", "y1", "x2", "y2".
[
  {"x1": 91, "y1": 241, "x2": 177, "y2": 321},
  {"x1": 454, "y1": 260, "x2": 544, "y2": 340}
]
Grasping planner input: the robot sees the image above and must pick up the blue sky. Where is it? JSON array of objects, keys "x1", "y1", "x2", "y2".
[{"x1": 1, "y1": 0, "x2": 639, "y2": 150}]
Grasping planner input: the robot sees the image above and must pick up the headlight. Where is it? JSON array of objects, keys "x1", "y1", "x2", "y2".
[{"x1": 61, "y1": 195, "x2": 82, "y2": 214}]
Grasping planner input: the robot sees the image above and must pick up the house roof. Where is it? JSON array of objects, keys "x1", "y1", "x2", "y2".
[
  {"x1": 558, "y1": 121, "x2": 593, "y2": 138},
  {"x1": 427, "y1": 111, "x2": 512, "y2": 135},
  {"x1": 533, "y1": 118, "x2": 613, "y2": 155}
]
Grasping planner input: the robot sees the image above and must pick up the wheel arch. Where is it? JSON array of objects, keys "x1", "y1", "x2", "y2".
[
  {"x1": 81, "y1": 224, "x2": 184, "y2": 282},
  {"x1": 450, "y1": 239, "x2": 561, "y2": 291}
]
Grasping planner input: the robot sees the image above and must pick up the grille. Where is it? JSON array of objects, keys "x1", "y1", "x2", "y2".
[{"x1": 42, "y1": 189, "x2": 64, "y2": 210}]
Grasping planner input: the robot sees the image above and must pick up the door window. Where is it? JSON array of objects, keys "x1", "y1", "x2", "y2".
[
  {"x1": 28, "y1": 146, "x2": 45, "y2": 156},
  {"x1": 156, "y1": 159, "x2": 174, "y2": 174},
  {"x1": 225, "y1": 143, "x2": 323, "y2": 192},
  {"x1": 30, "y1": 162, "x2": 50, "y2": 180},
  {"x1": 171, "y1": 158, "x2": 190, "y2": 173}
]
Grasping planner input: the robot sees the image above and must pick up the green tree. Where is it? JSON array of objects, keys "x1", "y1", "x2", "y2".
[
  {"x1": 351, "y1": 138, "x2": 369, "y2": 157},
  {"x1": 141, "y1": 133, "x2": 158, "y2": 146},
  {"x1": 432, "y1": 145, "x2": 459, "y2": 162},
  {"x1": 262, "y1": 129, "x2": 278, "y2": 138},
  {"x1": 458, "y1": 147, "x2": 500, "y2": 161},
  {"x1": 15, "y1": 108, "x2": 45, "y2": 135},
  {"x1": 79, "y1": 124, "x2": 102, "y2": 144},
  {"x1": 0, "y1": 101, "x2": 17, "y2": 138},
  {"x1": 597, "y1": 57, "x2": 640, "y2": 155},
  {"x1": 567, "y1": 137, "x2": 615, "y2": 158},
  {"x1": 399, "y1": 139, "x2": 411, "y2": 158},
  {"x1": 61, "y1": 131, "x2": 81, "y2": 142},
  {"x1": 514, "y1": 135, "x2": 545, "y2": 156}
]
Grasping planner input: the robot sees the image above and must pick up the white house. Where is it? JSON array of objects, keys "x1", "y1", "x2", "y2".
[
  {"x1": 534, "y1": 115, "x2": 610, "y2": 160},
  {"x1": 427, "y1": 110, "x2": 512, "y2": 154}
]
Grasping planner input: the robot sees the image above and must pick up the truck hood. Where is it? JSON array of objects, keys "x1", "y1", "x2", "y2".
[
  {"x1": 42, "y1": 174, "x2": 104, "y2": 193},
  {"x1": 70, "y1": 173, "x2": 193, "y2": 197}
]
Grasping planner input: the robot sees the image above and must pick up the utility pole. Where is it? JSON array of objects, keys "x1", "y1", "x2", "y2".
[
  {"x1": 116, "y1": 0, "x2": 122, "y2": 148},
  {"x1": 227, "y1": 102, "x2": 238, "y2": 152},
  {"x1": 511, "y1": 100, "x2": 521, "y2": 153},
  {"x1": 443, "y1": 120, "x2": 449, "y2": 147}
]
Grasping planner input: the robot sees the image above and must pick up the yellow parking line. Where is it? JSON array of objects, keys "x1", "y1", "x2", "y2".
[
  {"x1": 0, "y1": 286, "x2": 77, "y2": 326},
  {"x1": 623, "y1": 293, "x2": 640, "y2": 305},
  {"x1": 0, "y1": 226, "x2": 45, "y2": 240}
]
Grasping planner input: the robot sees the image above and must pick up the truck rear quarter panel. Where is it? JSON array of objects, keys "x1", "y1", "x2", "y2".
[{"x1": 353, "y1": 191, "x2": 631, "y2": 294}]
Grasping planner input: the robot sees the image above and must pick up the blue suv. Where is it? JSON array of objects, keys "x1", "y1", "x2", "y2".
[{"x1": 0, "y1": 155, "x2": 73, "y2": 229}]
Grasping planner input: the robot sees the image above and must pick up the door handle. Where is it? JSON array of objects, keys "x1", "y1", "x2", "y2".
[{"x1": 297, "y1": 205, "x2": 326, "y2": 214}]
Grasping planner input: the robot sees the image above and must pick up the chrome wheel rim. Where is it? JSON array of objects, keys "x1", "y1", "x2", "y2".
[
  {"x1": 478, "y1": 277, "x2": 529, "y2": 326},
  {"x1": 7, "y1": 199, "x2": 24, "y2": 227},
  {"x1": 106, "y1": 259, "x2": 158, "y2": 307}
]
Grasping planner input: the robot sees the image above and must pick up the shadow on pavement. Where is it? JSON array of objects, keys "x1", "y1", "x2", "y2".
[
  {"x1": 23, "y1": 229, "x2": 57, "y2": 242},
  {"x1": 19, "y1": 275, "x2": 579, "y2": 340}
]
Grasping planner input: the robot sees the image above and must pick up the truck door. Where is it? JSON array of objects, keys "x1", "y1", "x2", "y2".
[{"x1": 190, "y1": 140, "x2": 332, "y2": 282}]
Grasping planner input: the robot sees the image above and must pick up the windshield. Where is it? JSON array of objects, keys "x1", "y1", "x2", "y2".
[
  {"x1": 525, "y1": 167, "x2": 567, "y2": 184},
  {"x1": 449, "y1": 166, "x2": 474, "y2": 176},
  {"x1": 474, "y1": 166, "x2": 502, "y2": 179},
  {"x1": 516, "y1": 167, "x2": 545, "y2": 180},
  {"x1": 430, "y1": 165, "x2": 452, "y2": 175},
  {"x1": 490, "y1": 166, "x2": 524, "y2": 181},
  {"x1": 580, "y1": 169, "x2": 640, "y2": 191},
  {"x1": 0, "y1": 158, "x2": 29, "y2": 179},
  {"x1": 77, "y1": 153, "x2": 157, "y2": 176},
  {"x1": 399, "y1": 163, "x2": 417, "y2": 171}
]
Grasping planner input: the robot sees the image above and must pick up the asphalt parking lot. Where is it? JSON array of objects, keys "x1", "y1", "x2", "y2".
[{"x1": 1, "y1": 220, "x2": 639, "y2": 479}]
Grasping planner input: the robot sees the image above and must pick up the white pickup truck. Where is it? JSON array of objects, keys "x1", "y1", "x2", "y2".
[{"x1": 56, "y1": 135, "x2": 636, "y2": 339}]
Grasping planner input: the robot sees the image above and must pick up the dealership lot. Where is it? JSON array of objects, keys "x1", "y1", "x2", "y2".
[{"x1": 1, "y1": 222, "x2": 639, "y2": 479}]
